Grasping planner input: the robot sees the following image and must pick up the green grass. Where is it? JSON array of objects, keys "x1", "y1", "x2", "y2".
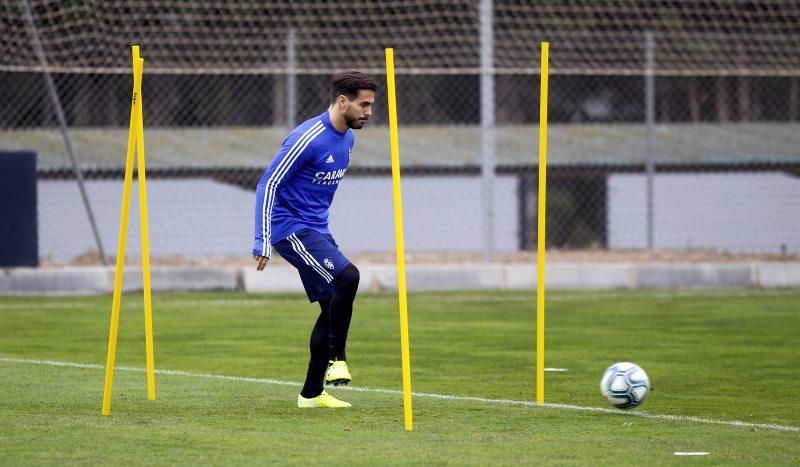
[{"x1": 1, "y1": 289, "x2": 799, "y2": 465}]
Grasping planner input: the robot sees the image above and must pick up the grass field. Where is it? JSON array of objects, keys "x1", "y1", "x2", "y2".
[{"x1": 1, "y1": 289, "x2": 798, "y2": 464}]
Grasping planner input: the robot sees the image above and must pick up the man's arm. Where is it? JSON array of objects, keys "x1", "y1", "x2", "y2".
[{"x1": 252, "y1": 120, "x2": 325, "y2": 268}]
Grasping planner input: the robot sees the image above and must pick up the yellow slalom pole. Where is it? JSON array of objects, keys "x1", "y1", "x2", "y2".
[
  {"x1": 102, "y1": 45, "x2": 141, "y2": 415},
  {"x1": 134, "y1": 55, "x2": 156, "y2": 401},
  {"x1": 385, "y1": 48, "x2": 414, "y2": 431},
  {"x1": 536, "y1": 42, "x2": 550, "y2": 406}
]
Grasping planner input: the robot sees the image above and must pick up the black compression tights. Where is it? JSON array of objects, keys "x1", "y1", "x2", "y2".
[{"x1": 300, "y1": 263, "x2": 360, "y2": 398}]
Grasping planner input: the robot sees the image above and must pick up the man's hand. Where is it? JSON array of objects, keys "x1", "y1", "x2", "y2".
[{"x1": 253, "y1": 255, "x2": 269, "y2": 271}]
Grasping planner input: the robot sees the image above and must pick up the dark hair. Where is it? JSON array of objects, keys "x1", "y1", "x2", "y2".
[{"x1": 330, "y1": 71, "x2": 377, "y2": 103}]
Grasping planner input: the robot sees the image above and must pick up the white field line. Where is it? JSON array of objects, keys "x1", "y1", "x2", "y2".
[{"x1": 2, "y1": 356, "x2": 799, "y2": 433}]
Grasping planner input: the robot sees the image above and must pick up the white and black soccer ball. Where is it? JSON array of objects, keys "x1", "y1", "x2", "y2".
[{"x1": 600, "y1": 362, "x2": 650, "y2": 409}]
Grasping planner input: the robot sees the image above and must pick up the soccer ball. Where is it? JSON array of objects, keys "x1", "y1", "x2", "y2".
[{"x1": 600, "y1": 362, "x2": 650, "y2": 409}]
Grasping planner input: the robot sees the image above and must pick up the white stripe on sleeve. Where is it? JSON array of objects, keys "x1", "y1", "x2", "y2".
[{"x1": 260, "y1": 121, "x2": 325, "y2": 256}]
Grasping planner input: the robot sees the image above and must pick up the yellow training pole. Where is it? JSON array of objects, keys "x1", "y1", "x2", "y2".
[
  {"x1": 134, "y1": 56, "x2": 156, "y2": 401},
  {"x1": 536, "y1": 42, "x2": 550, "y2": 406},
  {"x1": 102, "y1": 45, "x2": 141, "y2": 415},
  {"x1": 385, "y1": 48, "x2": 414, "y2": 431}
]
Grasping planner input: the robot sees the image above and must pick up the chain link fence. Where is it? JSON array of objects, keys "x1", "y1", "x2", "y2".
[{"x1": 1, "y1": 1, "x2": 799, "y2": 265}]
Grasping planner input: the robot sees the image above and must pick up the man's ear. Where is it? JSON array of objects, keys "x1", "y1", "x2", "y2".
[{"x1": 337, "y1": 95, "x2": 348, "y2": 110}]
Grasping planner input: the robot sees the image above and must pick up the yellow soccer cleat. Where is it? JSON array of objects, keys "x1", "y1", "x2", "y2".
[
  {"x1": 297, "y1": 391, "x2": 352, "y2": 408},
  {"x1": 324, "y1": 360, "x2": 352, "y2": 386}
]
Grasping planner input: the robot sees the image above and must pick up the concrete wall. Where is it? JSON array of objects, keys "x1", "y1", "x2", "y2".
[
  {"x1": 608, "y1": 172, "x2": 800, "y2": 253},
  {"x1": 2, "y1": 262, "x2": 799, "y2": 295},
  {"x1": 38, "y1": 176, "x2": 518, "y2": 263}
]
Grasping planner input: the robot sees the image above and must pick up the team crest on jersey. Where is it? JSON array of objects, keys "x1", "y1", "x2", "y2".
[{"x1": 323, "y1": 258, "x2": 335, "y2": 270}]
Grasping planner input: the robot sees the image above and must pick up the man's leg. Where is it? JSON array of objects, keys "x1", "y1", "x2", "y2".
[
  {"x1": 328, "y1": 263, "x2": 360, "y2": 361},
  {"x1": 273, "y1": 229, "x2": 354, "y2": 406},
  {"x1": 300, "y1": 299, "x2": 331, "y2": 399},
  {"x1": 296, "y1": 297, "x2": 351, "y2": 408}
]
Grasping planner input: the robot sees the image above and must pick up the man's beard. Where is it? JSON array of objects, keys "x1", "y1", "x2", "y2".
[{"x1": 344, "y1": 113, "x2": 368, "y2": 129}]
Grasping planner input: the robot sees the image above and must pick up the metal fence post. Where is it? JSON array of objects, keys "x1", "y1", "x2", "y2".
[
  {"x1": 645, "y1": 31, "x2": 656, "y2": 251},
  {"x1": 480, "y1": 0, "x2": 495, "y2": 262}
]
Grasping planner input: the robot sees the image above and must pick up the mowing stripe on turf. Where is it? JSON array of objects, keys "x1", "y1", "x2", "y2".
[
  {"x1": 2, "y1": 356, "x2": 798, "y2": 433},
  {"x1": 1, "y1": 289, "x2": 798, "y2": 311}
]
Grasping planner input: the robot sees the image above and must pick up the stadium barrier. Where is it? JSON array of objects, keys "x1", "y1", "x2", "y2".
[{"x1": 2, "y1": 262, "x2": 799, "y2": 295}]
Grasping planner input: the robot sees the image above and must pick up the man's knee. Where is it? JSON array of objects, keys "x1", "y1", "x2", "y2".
[{"x1": 333, "y1": 263, "x2": 359, "y2": 290}]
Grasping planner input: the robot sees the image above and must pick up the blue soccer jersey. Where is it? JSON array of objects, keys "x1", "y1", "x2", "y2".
[{"x1": 253, "y1": 111, "x2": 354, "y2": 258}]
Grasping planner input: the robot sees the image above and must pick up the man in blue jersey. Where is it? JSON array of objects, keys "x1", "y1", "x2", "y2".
[{"x1": 252, "y1": 71, "x2": 376, "y2": 408}]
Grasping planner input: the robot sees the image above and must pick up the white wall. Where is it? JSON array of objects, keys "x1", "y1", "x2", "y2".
[
  {"x1": 38, "y1": 175, "x2": 519, "y2": 263},
  {"x1": 608, "y1": 172, "x2": 800, "y2": 253}
]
